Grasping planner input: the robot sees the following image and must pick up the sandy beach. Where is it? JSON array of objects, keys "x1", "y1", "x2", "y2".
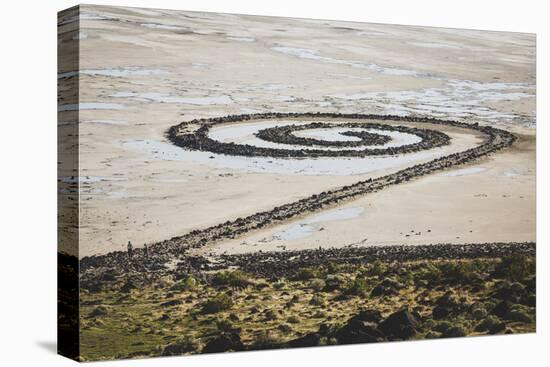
[{"x1": 58, "y1": 5, "x2": 535, "y2": 258}]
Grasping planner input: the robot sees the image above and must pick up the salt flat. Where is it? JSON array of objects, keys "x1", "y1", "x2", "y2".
[{"x1": 57, "y1": 5, "x2": 535, "y2": 257}]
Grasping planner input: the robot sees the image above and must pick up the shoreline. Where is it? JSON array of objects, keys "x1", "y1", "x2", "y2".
[
  {"x1": 208, "y1": 242, "x2": 536, "y2": 278},
  {"x1": 76, "y1": 241, "x2": 536, "y2": 289},
  {"x1": 80, "y1": 113, "x2": 516, "y2": 274}
]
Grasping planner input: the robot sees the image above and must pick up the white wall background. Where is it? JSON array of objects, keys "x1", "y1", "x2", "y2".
[{"x1": 0, "y1": 0, "x2": 546, "y2": 365}]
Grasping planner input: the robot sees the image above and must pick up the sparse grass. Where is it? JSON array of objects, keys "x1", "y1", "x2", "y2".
[{"x1": 79, "y1": 255, "x2": 536, "y2": 360}]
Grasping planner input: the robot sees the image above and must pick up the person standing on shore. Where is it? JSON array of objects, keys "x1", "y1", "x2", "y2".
[
  {"x1": 143, "y1": 243, "x2": 148, "y2": 258},
  {"x1": 127, "y1": 241, "x2": 133, "y2": 261}
]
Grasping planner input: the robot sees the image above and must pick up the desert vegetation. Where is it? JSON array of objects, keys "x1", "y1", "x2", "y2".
[{"x1": 77, "y1": 252, "x2": 535, "y2": 360}]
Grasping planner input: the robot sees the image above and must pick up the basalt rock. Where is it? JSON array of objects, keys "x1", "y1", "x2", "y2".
[
  {"x1": 492, "y1": 300, "x2": 513, "y2": 319},
  {"x1": 432, "y1": 291, "x2": 467, "y2": 319},
  {"x1": 493, "y1": 282, "x2": 526, "y2": 304},
  {"x1": 335, "y1": 318, "x2": 385, "y2": 344},
  {"x1": 161, "y1": 340, "x2": 200, "y2": 356},
  {"x1": 378, "y1": 309, "x2": 419, "y2": 340},
  {"x1": 202, "y1": 333, "x2": 244, "y2": 354},
  {"x1": 287, "y1": 333, "x2": 322, "y2": 348},
  {"x1": 78, "y1": 113, "x2": 522, "y2": 281}
]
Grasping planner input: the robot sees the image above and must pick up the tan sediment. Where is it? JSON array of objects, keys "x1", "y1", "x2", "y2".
[
  {"x1": 199, "y1": 130, "x2": 534, "y2": 256},
  {"x1": 61, "y1": 5, "x2": 535, "y2": 258}
]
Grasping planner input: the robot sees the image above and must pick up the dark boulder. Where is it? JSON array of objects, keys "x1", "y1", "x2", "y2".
[
  {"x1": 88, "y1": 306, "x2": 108, "y2": 318},
  {"x1": 161, "y1": 340, "x2": 199, "y2": 356},
  {"x1": 202, "y1": 333, "x2": 244, "y2": 354},
  {"x1": 287, "y1": 333, "x2": 321, "y2": 348},
  {"x1": 81, "y1": 280, "x2": 102, "y2": 293},
  {"x1": 492, "y1": 300, "x2": 513, "y2": 319},
  {"x1": 432, "y1": 291, "x2": 466, "y2": 319},
  {"x1": 335, "y1": 318, "x2": 385, "y2": 344},
  {"x1": 323, "y1": 277, "x2": 344, "y2": 292},
  {"x1": 442, "y1": 325, "x2": 468, "y2": 338},
  {"x1": 120, "y1": 279, "x2": 135, "y2": 293},
  {"x1": 378, "y1": 309, "x2": 419, "y2": 340},
  {"x1": 370, "y1": 278, "x2": 403, "y2": 297},
  {"x1": 494, "y1": 284, "x2": 523, "y2": 304},
  {"x1": 432, "y1": 305, "x2": 450, "y2": 320},
  {"x1": 488, "y1": 322, "x2": 507, "y2": 335},
  {"x1": 350, "y1": 309, "x2": 383, "y2": 324},
  {"x1": 525, "y1": 276, "x2": 536, "y2": 294}
]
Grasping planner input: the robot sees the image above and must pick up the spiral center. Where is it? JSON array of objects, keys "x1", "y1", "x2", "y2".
[{"x1": 168, "y1": 113, "x2": 451, "y2": 159}]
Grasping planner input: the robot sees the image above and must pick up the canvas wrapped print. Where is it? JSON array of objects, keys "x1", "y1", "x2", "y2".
[{"x1": 57, "y1": 4, "x2": 536, "y2": 362}]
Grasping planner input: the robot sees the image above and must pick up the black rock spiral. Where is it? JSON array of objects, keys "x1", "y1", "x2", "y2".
[{"x1": 168, "y1": 114, "x2": 451, "y2": 158}]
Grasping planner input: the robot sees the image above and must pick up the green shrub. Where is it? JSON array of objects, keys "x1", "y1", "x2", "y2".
[
  {"x1": 161, "y1": 337, "x2": 203, "y2": 356},
  {"x1": 443, "y1": 325, "x2": 468, "y2": 338},
  {"x1": 201, "y1": 293, "x2": 234, "y2": 314},
  {"x1": 215, "y1": 318, "x2": 235, "y2": 332},
  {"x1": 309, "y1": 294, "x2": 326, "y2": 306},
  {"x1": 310, "y1": 278, "x2": 326, "y2": 292},
  {"x1": 507, "y1": 310, "x2": 533, "y2": 323},
  {"x1": 413, "y1": 263, "x2": 443, "y2": 285},
  {"x1": 325, "y1": 262, "x2": 341, "y2": 274},
  {"x1": 278, "y1": 323, "x2": 293, "y2": 333},
  {"x1": 438, "y1": 261, "x2": 482, "y2": 284},
  {"x1": 433, "y1": 320, "x2": 453, "y2": 333},
  {"x1": 88, "y1": 306, "x2": 108, "y2": 318},
  {"x1": 120, "y1": 279, "x2": 135, "y2": 293},
  {"x1": 294, "y1": 267, "x2": 319, "y2": 281},
  {"x1": 494, "y1": 255, "x2": 535, "y2": 282},
  {"x1": 365, "y1": 260, "x2": 387, "y2": 277},
  {"x1": 425, "y1": 331, "x2": 442, "y2": 339},
  {"x1": 273, "y1": 281, "x2": 287, "y2": 290},
  {"x1": 211, "y1": 271, "x2": 251, "y2": 288},
  {"x1": 344, "y1": 277, "x2": 369, "y2": 297},
  {"x1": 370, "y1": 277, "x2": 403, "y2": 297},
  {"x1": 252, "y1": 330, "x2": 282, "y2": 348},
  {"x1": 170, "y1": 275, "x2": 197, "y2": 291},
  {"x1": 264, "y1": 309, "x2": 279, "y2": 321},
  {"x1": 289, "y1": 295, "x2": 300, "y2": 304},
  {"x1": 255, "y1": 281, "x2": 270, "y2": 290},
  {"x1": 323, "y1": 274, "x2": 345, "y2": 292},
  {"x1": 313, "y1": 310, "x2": 327, "y2": 318},
  {"x1": 508, "y1": 304, "x2": 534, "y2": 323},
  {"x1": 474, "y1": 315, "x2": 500, "y2": 332},
  {"x1": 472, "y1": 307, "x2": 488, "y2": 320},
  {"x1": 287, "y1": 315, "x2": 301, "y2": 324},
  {"x1": 423, "y1": 319, "x2": 437, "y2": 329}
]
